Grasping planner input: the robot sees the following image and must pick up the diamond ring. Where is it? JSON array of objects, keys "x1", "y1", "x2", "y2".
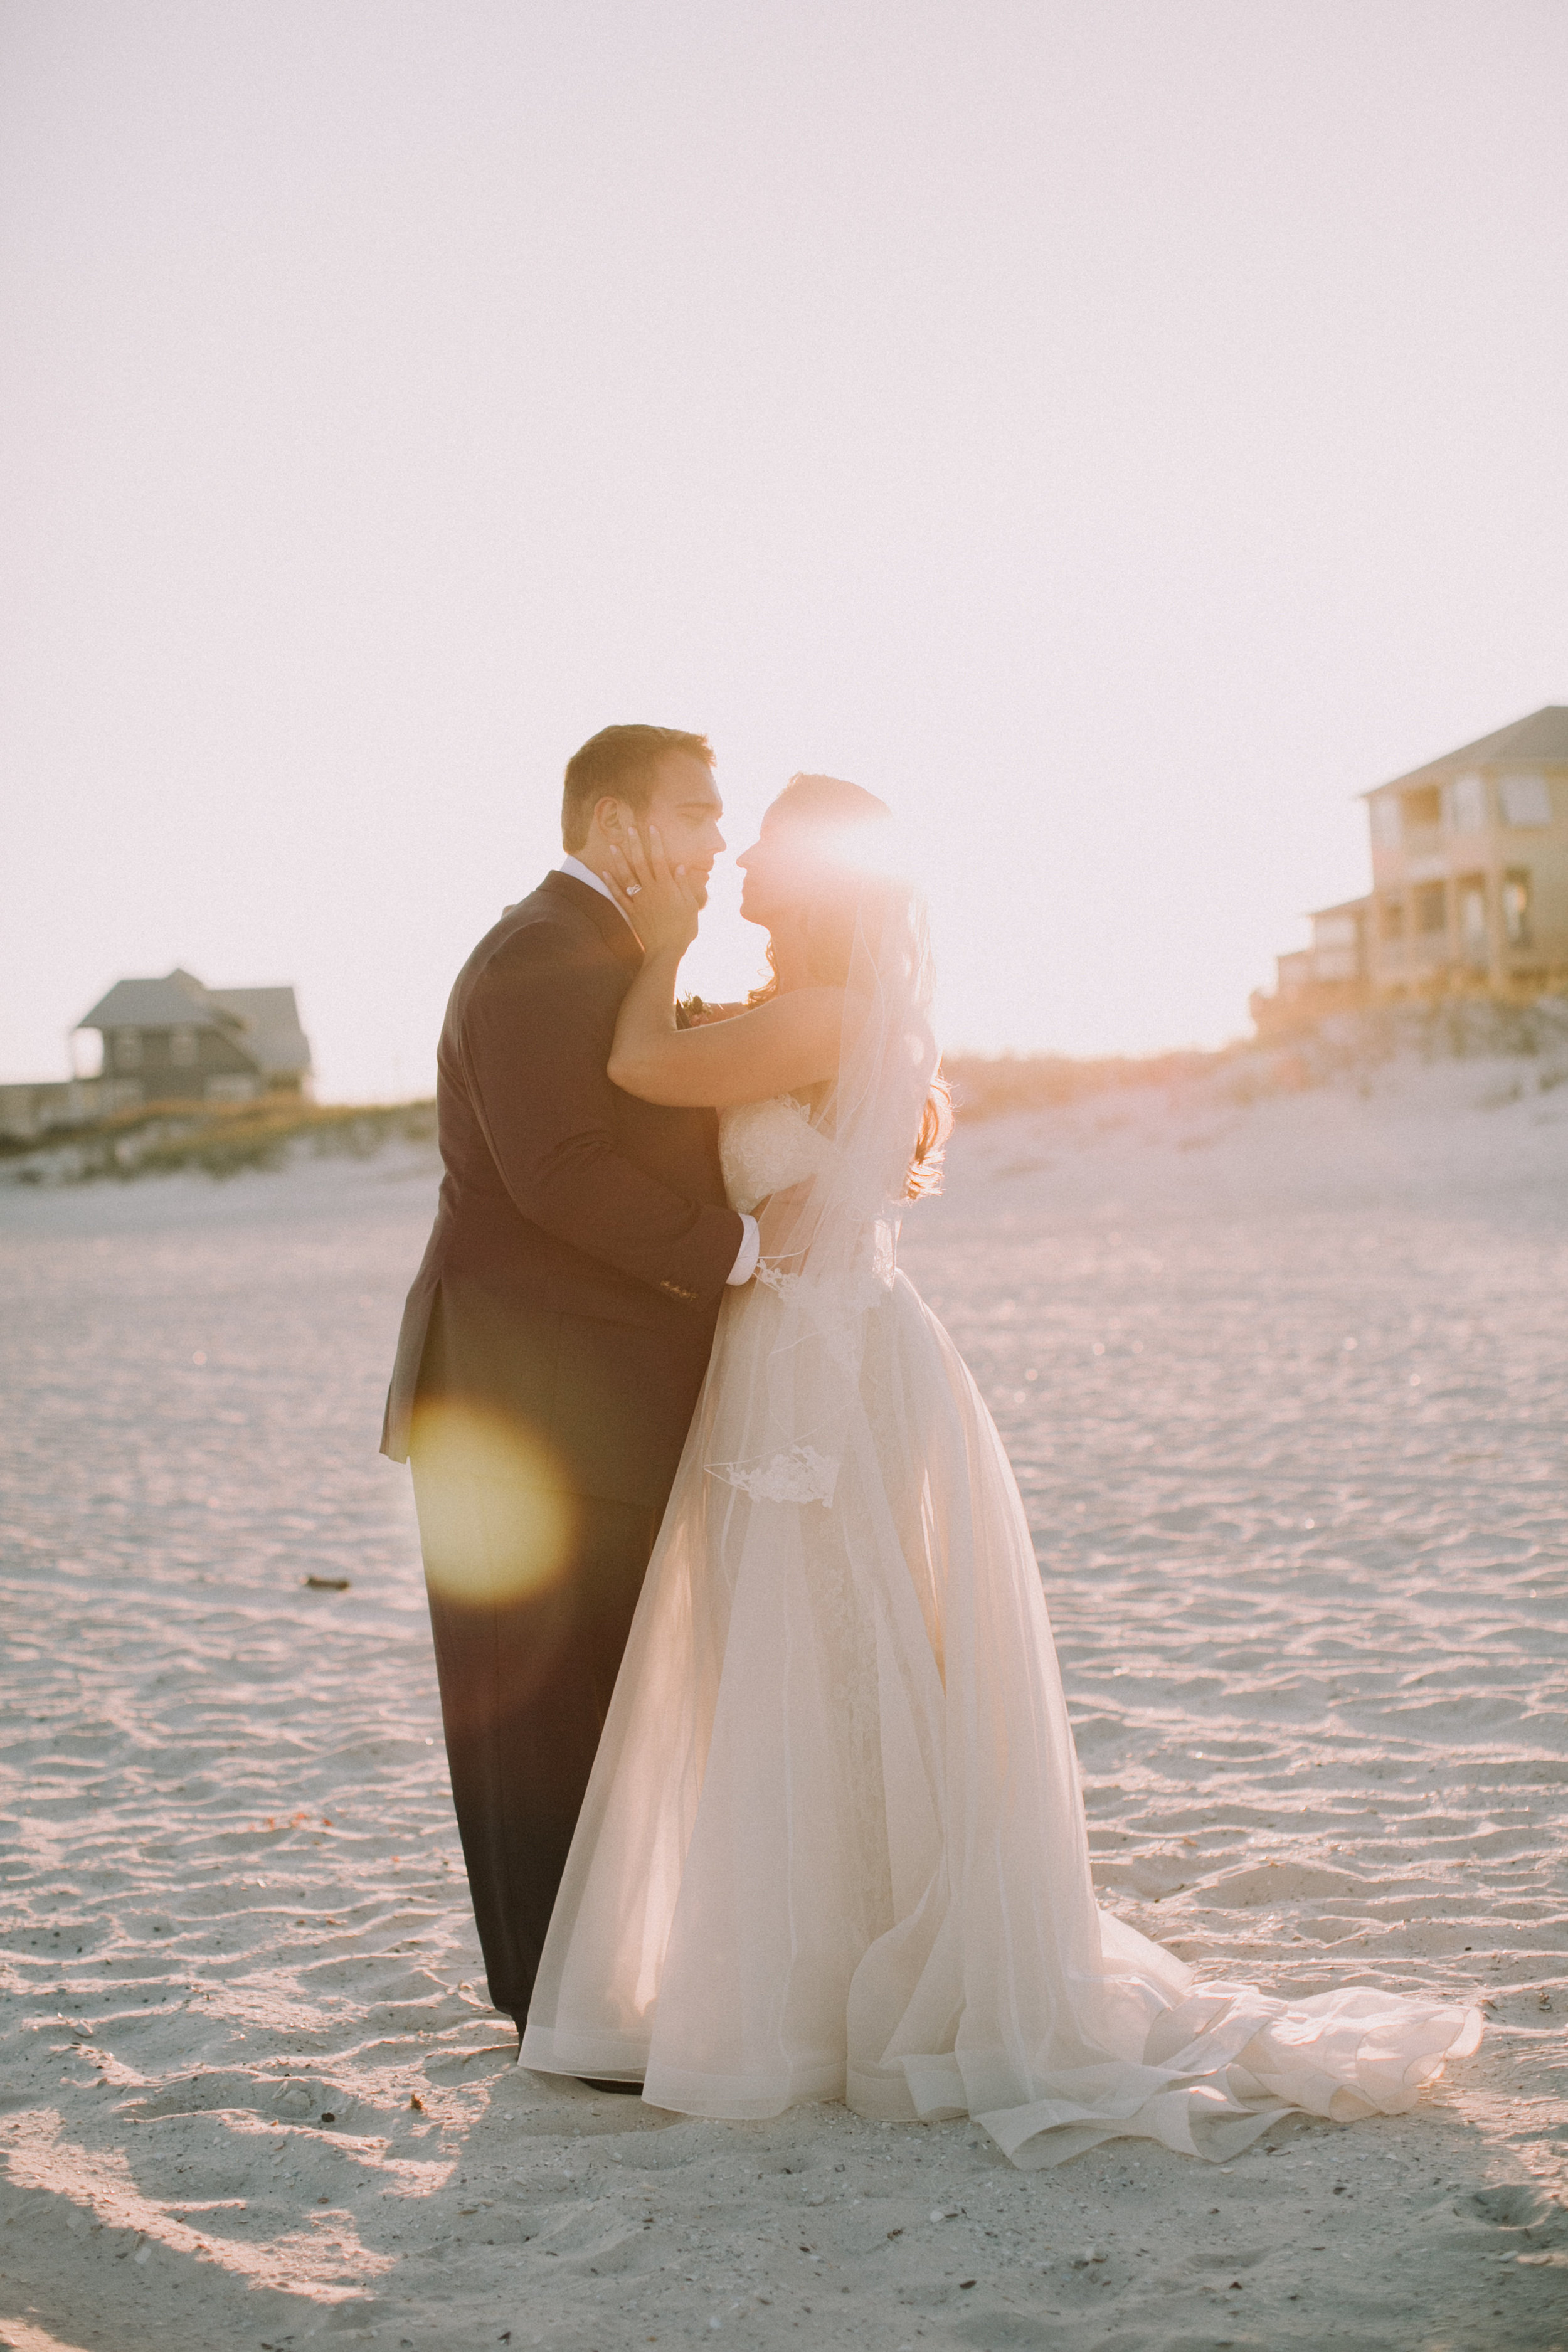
[{"x1": 624, "y1": 882, "x2": 642, "y2": 898}]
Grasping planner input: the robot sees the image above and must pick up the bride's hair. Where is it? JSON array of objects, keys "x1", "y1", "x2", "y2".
[{"x1": 750, "y1": 772, "x2": 951, "y2": 1200}]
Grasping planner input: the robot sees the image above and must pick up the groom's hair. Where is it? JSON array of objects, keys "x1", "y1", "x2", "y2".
[{"x1": 561, "y1": 724, "x2": 714, "y2": 852}]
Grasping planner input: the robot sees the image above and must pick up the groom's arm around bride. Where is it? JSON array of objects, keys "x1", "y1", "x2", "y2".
[{"x1": 381, "y1": 724, "x2": 749, "y2": 2036}]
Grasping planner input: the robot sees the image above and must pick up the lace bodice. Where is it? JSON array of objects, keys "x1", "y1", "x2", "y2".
[{"x1": 718, "y1": 1094, "x2": 839, "y2": 1214}]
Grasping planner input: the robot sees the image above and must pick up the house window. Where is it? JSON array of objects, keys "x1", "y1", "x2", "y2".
[
  {"x1": 1448, "y1": 772, "x2": 1487, "y2": 832},
  {"x1": 1379, "y1": 894, "x2": 1405, "y2": 942},
  {"x1": 1499, "y1": 773, "x2": 1552, "y2": 827},
  {"x1": 170, "y1": 1027, "x2": 198, "y2": 1067},
  {"x1": 1502, "y1": 869, "x2": 1532, "y2": 948},
  {"x1": 114, "y1": 1030, "x2": 142, "y2": 1071},
  {"x1": 1369, "y1": 797, "x2": 1401, "y2": 849},
  {"x1": 1401, "y1": 785, "x2": 1443, "y2": 833},
  {"x1": 1415, "y1": 881, "x2": 1447, "y2": 936},
  {"x1": 1457, "y1": 876, "x2": 1488, "y2": 965}
]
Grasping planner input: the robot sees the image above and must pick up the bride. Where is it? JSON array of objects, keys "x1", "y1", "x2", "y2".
[{"x1": 519, "y1": 773, "x2": 1479, "y2": 2166}]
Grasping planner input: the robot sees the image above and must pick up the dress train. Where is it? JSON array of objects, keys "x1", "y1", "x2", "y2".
[{"x1": 521, "y1": 1212, "x2": 1478, "y2": 2166}]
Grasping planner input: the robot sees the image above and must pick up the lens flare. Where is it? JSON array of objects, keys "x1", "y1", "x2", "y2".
[
  {"x1": 824, "y1": 815, "x2": 906, "y2": 882},
  {"x1": 409, "y1": 1403, "x2": 576, "y2": 1607}
]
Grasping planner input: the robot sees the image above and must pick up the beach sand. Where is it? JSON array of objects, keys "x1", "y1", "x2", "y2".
[{"x1": 2, "y1": 1056, "x2": 1565, "y2": 2351}]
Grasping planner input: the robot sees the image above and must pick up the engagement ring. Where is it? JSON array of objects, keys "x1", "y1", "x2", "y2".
[{"x1": 625, "y1": 882, "x2": 642, "y2": 898}]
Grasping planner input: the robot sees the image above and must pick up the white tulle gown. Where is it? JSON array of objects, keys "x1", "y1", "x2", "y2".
[{"x1": 521, "y1": 888, "x2": 1479, "y2": 2166}]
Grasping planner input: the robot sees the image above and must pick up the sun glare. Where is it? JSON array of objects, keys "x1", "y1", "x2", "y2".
[
  {"x1": 815, "y1": 817, "x2": 909, "y2": 886},
  {"x1": 408, "y1": 1405, "x2": 576, "y2": 1607}
]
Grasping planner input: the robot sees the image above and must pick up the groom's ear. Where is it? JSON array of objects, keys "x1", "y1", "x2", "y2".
[{"x1": 594, "y1": 793, "x2": 628, "y2": 844}]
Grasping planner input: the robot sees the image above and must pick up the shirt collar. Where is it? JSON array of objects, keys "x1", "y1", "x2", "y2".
[{"x1": 558, "y1": 853, "x2": 635, "y2": 931}]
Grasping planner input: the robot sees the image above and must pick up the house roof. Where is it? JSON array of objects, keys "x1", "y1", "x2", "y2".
[
  {"x1": 1365, "y1": 706, "x2": 1568, "y2": 795},
  {"x1": 78, "y1": 970, "x2": 230, "y2": 1032},
  {"x1": 1306, "y1": 896, "x2": 1372, "y2": 920},
  {"x1": 207, "y1": 988, "x2": 312, "y2": 1078},
  {"x1": 77, "y1": 969, "x2": 312, "y2": 1079}
]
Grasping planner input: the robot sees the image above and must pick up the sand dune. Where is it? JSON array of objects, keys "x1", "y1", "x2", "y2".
[{"x1": 1, "y1": 1058, "x2": 1565, "y2": 2350}]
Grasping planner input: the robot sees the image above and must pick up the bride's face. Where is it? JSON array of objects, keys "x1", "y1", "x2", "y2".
[{"x1": 736, "y1": 811, "x2": 829, "y2": 930}]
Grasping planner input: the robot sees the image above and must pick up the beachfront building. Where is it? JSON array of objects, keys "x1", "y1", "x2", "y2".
[
  {"x1": 0, "y1": 970, "x2": 313, "y2": 1142},
  {"x1": 1261, "y1": 706, "x2": 1568, "y2": 1019},
  {"x1": 77, "y1": 969, "x2": 313, "y2": 1108},
  {"x1": 1270, "y1": 898, "x2": 1370, "y2": 1011}
]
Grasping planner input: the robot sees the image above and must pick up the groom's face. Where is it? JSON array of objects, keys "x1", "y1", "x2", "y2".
[{"x1": 615, "y1": 753, "x2": 726, "y2": 904}]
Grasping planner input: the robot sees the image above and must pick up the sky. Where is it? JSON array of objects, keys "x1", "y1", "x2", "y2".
[{"x1": 3, "y1": 0, "x2": 1567, "y2": 1097}]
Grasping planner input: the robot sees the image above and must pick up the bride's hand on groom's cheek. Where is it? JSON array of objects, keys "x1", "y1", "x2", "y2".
[{"x1": 607, "y1": 826, "x2": 701, "y2": 956}]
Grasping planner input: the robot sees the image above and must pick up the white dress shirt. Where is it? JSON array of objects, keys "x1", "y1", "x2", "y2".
[
  {"x1": 557, "y1": 857, "x2": 758, "y2": 1286},
  {"x1": 559, "y1": 853, "x2": 633, "y2": 925}
]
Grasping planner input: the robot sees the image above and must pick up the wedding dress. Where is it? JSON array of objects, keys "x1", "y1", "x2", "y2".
[{"x1": 520, "y1": 875, "x2": 1480, "y2": 2166}]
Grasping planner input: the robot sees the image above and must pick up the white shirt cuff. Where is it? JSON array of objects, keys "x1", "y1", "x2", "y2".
[{"x1": 726, "y1": 1214, "x2": 760, "y2": 1286}]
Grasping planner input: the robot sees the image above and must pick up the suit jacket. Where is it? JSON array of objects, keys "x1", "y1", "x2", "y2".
[{"x1": 381, "y1": 871, "x2": 743, "y2": 1507}]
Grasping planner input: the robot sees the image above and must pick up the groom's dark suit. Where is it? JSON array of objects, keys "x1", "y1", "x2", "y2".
[{"x1": 382, "y1": 870, "x2": 742, "y2": 2023}]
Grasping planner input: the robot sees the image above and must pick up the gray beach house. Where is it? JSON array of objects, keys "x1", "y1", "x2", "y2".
[
  {"x1": 0, "y1": 969, "x2": 312, "y2": 1142},
  {"x1": 78, "y1": 968, "x2": 312, "y2": 1107}
]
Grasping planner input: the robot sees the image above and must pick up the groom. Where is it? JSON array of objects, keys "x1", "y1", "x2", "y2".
[{"x1": 381, "y1": 724, "x2": 756, "y2": 2043}]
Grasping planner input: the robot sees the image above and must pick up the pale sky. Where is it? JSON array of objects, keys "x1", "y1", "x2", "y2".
[{"x1": 4, "y1": 1, "x2": 1566, "y2": 1097}]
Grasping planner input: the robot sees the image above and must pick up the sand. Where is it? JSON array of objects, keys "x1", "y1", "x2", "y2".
[{"x1": 1, "y1": 1056, "x2": 1565, "y2": 2352}]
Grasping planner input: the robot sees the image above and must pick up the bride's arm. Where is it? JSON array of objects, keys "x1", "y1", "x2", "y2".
[
  {"x1": 613, "y1": 970, "x2": 842, "y2": 1108},
  {"x1": 605, "y1": 829, "x2": 842, "y2": 1109}
]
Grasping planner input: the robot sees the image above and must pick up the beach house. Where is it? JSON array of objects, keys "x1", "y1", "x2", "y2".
[
  {"x1": 0, "y1": 970, "x2": 314, "y2": 1142},
  {"x1": 78, "y1": 969, "x2": 313, "y2": 1106},
  {"x1": 1263, "y1": 706, "x2": 1568, "y2": 1017}
]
